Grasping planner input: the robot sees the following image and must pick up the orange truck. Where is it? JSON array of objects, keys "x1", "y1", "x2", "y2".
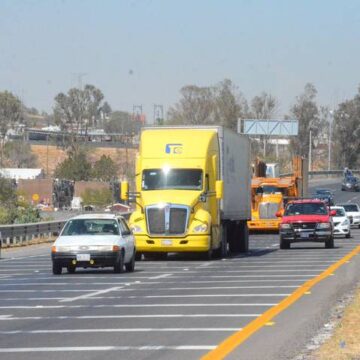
[{"x1": 247, "y1": 156, "x2": 308, "y2": 231}]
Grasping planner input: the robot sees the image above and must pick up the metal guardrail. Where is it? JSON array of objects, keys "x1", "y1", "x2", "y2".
[
  {"x1": 281, "y1": 170, "x2": 360, "y2": 177},
  {"x1": 0, "y1": 212, "x2": 132, "y2": 248}
]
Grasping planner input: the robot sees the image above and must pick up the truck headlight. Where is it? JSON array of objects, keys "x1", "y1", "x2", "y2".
[
  {"x1": 316, "y1": 223, "x2": 331, "y2": 229},
  {"x1": 193, "y1": 224, "x2": 208, "y2": 233},
  {"x1": 130, "y1": 225, "x2": 143, "y2": 233},
  {"x1": 280, "y1": 223, "x2": 291, "y2": 230}
]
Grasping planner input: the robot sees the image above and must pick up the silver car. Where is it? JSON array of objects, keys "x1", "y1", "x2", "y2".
[{"x1": 51, "y1": 214, "x2": 135, "y2": 275}]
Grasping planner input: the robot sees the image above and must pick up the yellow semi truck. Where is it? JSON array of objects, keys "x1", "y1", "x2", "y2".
[{"x1": 121, "y1": 126, "x2": 251, "y2": 259}]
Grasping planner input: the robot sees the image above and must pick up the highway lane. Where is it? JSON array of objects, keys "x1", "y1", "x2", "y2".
[{"x1": 0, "y1": 179, "x2": 360, "y2": 359}]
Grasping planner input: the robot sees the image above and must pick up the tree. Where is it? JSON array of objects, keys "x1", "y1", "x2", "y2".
[
  {"x1": 0, "y1": 91, "x2": 23, "y2": 165},
  {"x1": 53, "y1": 84, "x2": 104, "y2": 140},
  {"x1": 332, "y1": 88, "x2": 360, "y2": 168},
  {"x1": 167, "y1": 79, "x2": 248, "y2": 130},
  {"x1": 4, "y1": 142, "x2": 38, "y2": 168},
  {"x1": 250, "y1": 92, "x2": 278, "y2": 119},
  {"x1": 104, "y1": 111, "x2": 133, "y2": 133},
  {"x1": 81, "y1": 188, "x2": 113, "y2": 208},
  {"x1": 289, "y1": 83, "x2": 319, "y2": 157},
  {"x1": 54, "y1": 149, "x2": 92, "y2": 181},
  {"x1": 92, "y1": 155, "x2": 118, "y2": 181}
]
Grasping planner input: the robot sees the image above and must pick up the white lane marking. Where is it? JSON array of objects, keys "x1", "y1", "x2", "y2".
[
  {"x1": 0, "y1": 289, "x2": 115, "y2": 293},
  {"x1": 60, "y1": 286, "x2": 125, "y2": 303},
  {"x1": 149, "y1": 273, "x2": 172, "y2": 280},
  {"x1": 0, "y1": 327, "x2": 241, "y2": 334},
  {"x1": 0, "y1": 345, "x2": 217, "y2": 352},
  {"x1": 144, "y1": 285, "x2": 298, "y2": 290},
  {"x1": 0, "y1": 315, "x2": 12, "y2": 319},
  {"x1": 0, "y1": 303, "x2": 277, "y2": 309},
  {"x1": 121, "y1": 294, "x2": 291, "y2": 299},
  {"x1": 0, "y1": 314, "x2": 260, "y2": 320},
  {"x1": 0, "y1": 254, "x2": 48, "y2": 262}
]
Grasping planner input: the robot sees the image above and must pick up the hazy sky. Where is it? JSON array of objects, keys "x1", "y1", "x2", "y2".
[{"x1": 0, "y1": 0, "x2": 359, "y2": 121}]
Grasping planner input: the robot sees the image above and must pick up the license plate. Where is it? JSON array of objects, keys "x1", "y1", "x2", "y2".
[
  {"x1": 300, "y1": 233, "x2": 310, "y2": 239},
  {"x1": 162, "y1": 240, "x2": 172, "y2": 246},
  {"x1": 76, "y1": 254, "x2": 90, "y2": 261}
]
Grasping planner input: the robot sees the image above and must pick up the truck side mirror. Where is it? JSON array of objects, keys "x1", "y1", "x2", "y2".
[
  {"x1": 121, "y1": 181, "x2": 129, "y2": 201},
  {"x1": 275, "y1": 211, "x2": 282, "y2": 217},
  {"x1": 215, "y1": 180, "x2": 223, "y2": 200},
  {"x1": 330, "y1": 210, "x2": 336, "y2": 216}
]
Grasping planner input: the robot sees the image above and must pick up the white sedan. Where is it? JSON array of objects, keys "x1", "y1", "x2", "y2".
[
  {"x1": 51, "y1": 214, "x2": 136, "y2": 275},
  {"x1": 330, "y1": 206, "x2": 351, "y2": 238},
  {"x1": 336, "y1": 203, "x2": 360, "y2": 228}
]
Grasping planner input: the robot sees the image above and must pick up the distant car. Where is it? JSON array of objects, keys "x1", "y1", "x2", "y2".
[
  {"x1": 51, "y1": 214, "x2": 136, "y2": 275},
  {"x1": 330, "y1": 206, "x2": 351, "y2": 238},
  {"x1": 278, "y1": 199, "x2": 335, "y2": 249},
  {"x1": 336, "y1": 203, "x2": 360, "y2": 228},
  {"x1": 312, "y1": 188, "x2": 334, "y2": 206},
  {"x1": 341, "y1": 176, "x2": 360, "y2": 192}
]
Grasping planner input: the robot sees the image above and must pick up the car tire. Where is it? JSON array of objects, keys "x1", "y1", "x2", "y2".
[
  {"x1": 358, "y1": 224, "x2": 360, "y2": 229},
  {"x1": 125, "y1": 250, "x2": 136, "y2": 272},
  {"x1": 67, "y1": 264, "x2": 76, "y2": 274},
  {"x1": 325, "y1": 236, "x2": 334, "y2": 249},
  {"x1": 114, "y1": 251, "x2": 124, "y2": 273},
  {"x1": 280, "y1": 238, "x2": 290, "y2": 249},
  {"x1": 346, "y1": 232, "x2": 351, "y2": 239},
  {"x1": 52, "y1": 261, "x2": 62, "y2": 275}
]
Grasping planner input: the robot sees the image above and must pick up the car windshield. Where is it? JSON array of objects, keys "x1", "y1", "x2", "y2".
[
  {"x1": 285, "y1": 203, "x2": 328, "y2": 216},
  {"x1": 261, "y1": 185, "x2": 283, "y2": 194},
  {"x1": 346, "y1": 177, "x2": 358, "y2": 184},
  {"x1": 62, "y1": 219, "x2": 120, "y2": 236},
  {"x1": 142, "y1": 169, "x2": 202, "y2": 190},
  {"x1": 341, "y1": 204, "x2": 359, "y2": 212},
  {"x1": 332, "y1": 208, "x2": 346, "y2": 217},
  {"x1": 315, "y1": 189, "x2": 332, "y2": 195}
]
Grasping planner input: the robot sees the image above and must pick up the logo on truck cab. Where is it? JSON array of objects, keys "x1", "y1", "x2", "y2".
[{"x1": 165, "y1": 143, "x2": 183, "y2": 154}]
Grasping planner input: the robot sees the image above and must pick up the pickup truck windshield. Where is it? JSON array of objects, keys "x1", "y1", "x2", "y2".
[
  {"x1": 142, "y1": 169, "x2": 202, "y2": 190},
  {"x1": 285, "y1": 203, "x2": 328, "y2": 216}
]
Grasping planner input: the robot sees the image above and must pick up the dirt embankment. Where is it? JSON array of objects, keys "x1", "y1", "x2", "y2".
[{"x1": 31, "y1": 144, "x2": 137, "y2": 177}]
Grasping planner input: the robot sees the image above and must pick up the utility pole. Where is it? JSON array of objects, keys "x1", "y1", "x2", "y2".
[
  {"x1": 308, "y1": 129, "x2": 312, "y2": 172},
  {"x1": 153, "y1": 104, "x2": 164, "y2": 125}
]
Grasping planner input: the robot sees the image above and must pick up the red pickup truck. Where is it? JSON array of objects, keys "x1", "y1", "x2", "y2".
[{"x1": 278, "y1": 199, "x2": 335, "y2": 249}]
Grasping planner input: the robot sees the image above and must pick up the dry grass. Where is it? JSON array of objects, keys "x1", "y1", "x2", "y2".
[
  {"x1": 314, "y1": 287, "x2": 360, "y2": 360},
  {"x1": 31, "y1": 144, "x2": 137, "y2": 177}
]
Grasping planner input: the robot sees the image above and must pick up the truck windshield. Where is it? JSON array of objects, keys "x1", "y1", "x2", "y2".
[
  {"x1": 261, "y1": 186, "x2": 283, "y2": 194},
  {"x1": 285, "y1": 203, "x2": 328, "y2": 216},
  {"x1": 142, "y1": 169, "x2": 202, "y2": 190}
]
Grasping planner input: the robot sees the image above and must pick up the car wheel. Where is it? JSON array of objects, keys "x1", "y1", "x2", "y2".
[
  {"x1": 67, "y1": 264, "x2": 76, "y2": 274},
  {"x1": 325, "y1": 236, "x2": 334, "y2": 248},
  {"x1": 346, "y1": 232, "x2": 351, "y2": 239},
  {"x1": 280, "y1": 238, "x2": 290, "y2": 249},
  {"x1": 52, "y1": 261, "x2": 62, "y2": 275},
  {"x1": 114, "y1": 251, "x2": 124, "y2": 273},
  {"x1": 125, "y1": 250, "x2": 136, "y2": 272}
]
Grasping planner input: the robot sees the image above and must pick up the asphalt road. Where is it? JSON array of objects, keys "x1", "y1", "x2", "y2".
[{"x1": 0, "y1": 179, "x2": 360, "y2": 360}]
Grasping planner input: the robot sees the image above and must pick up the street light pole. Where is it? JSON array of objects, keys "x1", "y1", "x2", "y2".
[
  {"x1": 308, "y1": 129, "x2": 312, "y2": 172},
  {"x1": 328, "y1": 110, "x2": 333, "y2": 171}
]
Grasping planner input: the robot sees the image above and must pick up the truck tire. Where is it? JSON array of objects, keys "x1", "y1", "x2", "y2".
[
  {"x1": 325, "y1": 236, "x2": 334, "y2": 249},
  {"x1": 212, "y1": 224, "x2": 228, "y2": 259},
  {"x1": 228, "y1": 221, "x2": 249, "y2": 254},
  {"x1": 135, "y1": 252, "x2": 142, "y2": 261},
  {"x1": 280, "y1": 238, "x2": 290, "y2": 249}
]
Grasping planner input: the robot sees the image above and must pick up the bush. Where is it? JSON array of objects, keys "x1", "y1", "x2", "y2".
[{"x1": 81, "y1": 188, "x2": 113, "y2": 208}]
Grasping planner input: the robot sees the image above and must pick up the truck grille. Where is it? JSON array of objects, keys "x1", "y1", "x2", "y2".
[
  {"x1": 292, "y1": 222, "x2": 317, "y2": 230},
  {"x1": 146, "y1": 204, "x2": 189, "y2": 235},
  {"x1": 259, "y1": 202, "x2": 280, "y2": 219}
]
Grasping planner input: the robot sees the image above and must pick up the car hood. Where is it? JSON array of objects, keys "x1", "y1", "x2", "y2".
[
  {"x1": 54, "y1": 235, "x2": 120, "y2": 246},
  {"x1": 332, "y1": 216, "x2": 347, "y2": 223},
  {"x1": 344, "y1": 211, "x2": 360, "y2": 217},
  {"x1": 282, "y1": 215, "x2": 330, "y2": 223}
]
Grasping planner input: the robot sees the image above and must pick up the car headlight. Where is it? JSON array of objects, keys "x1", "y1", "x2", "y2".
[
  {"x1": 193, "y1": 223, "x2": 208, "y2": 233},
  {"x1": 280, "y1": 223, "x2": 291, "y2": 230},
  {"x1": 130, "y1": 225, "x2": 143, "y2": 233},
  {"x1": 341, "y1": 219, "x2": 350, "y2": 225},
  {"x1": 316, "y1": 223, "x2": 331, "y2": 229}
]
